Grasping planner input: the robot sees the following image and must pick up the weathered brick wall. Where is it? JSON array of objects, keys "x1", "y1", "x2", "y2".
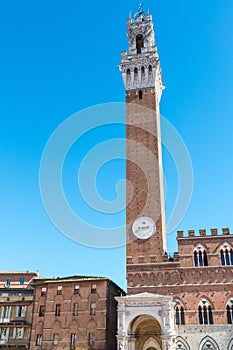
[
  {"x1": 127, "y1": 229, "x2": 233, "y2": 325},
  {"x1": 177, "y1": 228, "x2": 232, "y2": 267},
  {"x1": 30, "y1": 278, "x2": 123, "y2": 350},
  {"x1": 106, "y1": 282, "x2": 124, "y2": 350},
  {"x1": 126, "y1": 88, "x2": 166, "y2": 273}
]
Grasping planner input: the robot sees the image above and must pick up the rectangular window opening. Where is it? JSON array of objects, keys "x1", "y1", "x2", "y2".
[
  {"x1": 57, "y1": 286, "x2": 62, "y2": 295},
  {"x1": 73, "y1": 303, "x2": 78, "y2": 316},
  {"x1": 39, "y1": 305, "x2": 45, "y2": 317},
  {"x1": 55, "y1": 304, "x2": 61, "y2": 317},
  {"x1": 53, "y1": 333, "x2": 59, "y2": 346},
  {"x1": 88, "y1": 333, "x2": 95, "y2": 346},
  {"x1": 91, "y1": 284, "x2": 97, "y2": 293},
  {"x1": 90, "y1": 303, "x2": 96, "y2": 316},
  {"x1": 36, "y1": 334, "x2": 42, "y2": 346},
  {"x1": 70, "y1": 333, "x2": 76, "y2": 346},
  {"x1": 74, "y1": 285, "x2": 80, "y2": 294},
  {"x1": 15, "y1": 305, "x2": 26, "y2": 318},
  {"x1": 41, "y1": 287, "x2": 47, "y2": 297},
  {"x1": 5, "y1": 279, "x2": 11, "y2": 287}
]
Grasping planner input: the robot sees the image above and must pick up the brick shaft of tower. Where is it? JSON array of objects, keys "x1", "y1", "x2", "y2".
[{"x1": 119, "y1": 9, "x2": 166, "y2": 287}]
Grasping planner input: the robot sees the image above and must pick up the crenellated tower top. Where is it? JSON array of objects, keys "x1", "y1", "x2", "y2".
[{"x1": 119, "y1": 4, "x2": 163, "y2": 101}]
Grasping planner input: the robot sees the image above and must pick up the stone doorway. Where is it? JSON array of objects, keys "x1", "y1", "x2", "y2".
[
  {"x1": 142, "y1": 337, "x2": 161, "y2": 350},
  {"x1": 131, "y1": 316, "x2": 162, "y2": 350},
  {"x1": 116, "y1": 292, "x2": 175, "y2": 350},
  {"x1": 142, "y1": 336, "x2": 162, "y2": 350}
]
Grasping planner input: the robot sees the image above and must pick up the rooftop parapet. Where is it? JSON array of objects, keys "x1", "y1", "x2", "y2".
[
  {"x1": 222, "y1": 227, "x2": 230, "y2": 235},
  {"x1": 177, "y1": 231, "x2": 184, "y2": 238},
  {"x1": 211, "y1": 228, "x2": 218, "y2": 236},
  {"x1": 199, "y1": 229, "x2": 206, "y2": 236},
  {"x1": 188, "y1": 230, "x2": 195, "y2": 237},
  {"x1": 177, "y1": 228, "x2": 231, "y2": 238}
]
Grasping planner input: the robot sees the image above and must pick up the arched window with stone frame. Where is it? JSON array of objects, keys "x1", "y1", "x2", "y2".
[
  {"x1": 193, "y1": 244, "x2": 208, "y2": 267},
  {"x1": 219, "y1": 242, "x2": 233, "y2": 266},
  {"x1": 226, "y1": 299, "x2": 233, "y2": 324},
  {"x1": 198, "y1": 299, "x2": 213, "y2": 325},
  {"x1": 199, "y1": 335, "x2": 220, "y2": 350},
  {"x1": 148, "y1": 65, "x2": 153, "y2": 84},
  {"x1": 174, "y1": 299, "x2": 185, "y2": 325},
  {"x1": 175, "y1": 336, "x2": 190, "y2": 350},
  {"x1": 228, "y1": 338, "x2": 233, "y2": 350}
]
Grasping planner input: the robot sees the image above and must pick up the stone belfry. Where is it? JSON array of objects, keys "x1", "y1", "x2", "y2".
[{"x1": 119, "y1": 5, "x2": 166, "y2": 284}]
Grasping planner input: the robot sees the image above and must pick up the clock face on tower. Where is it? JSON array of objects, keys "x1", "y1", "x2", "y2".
[{"x1": 132, "y1": 216, "x2": 156, "y2": 240}]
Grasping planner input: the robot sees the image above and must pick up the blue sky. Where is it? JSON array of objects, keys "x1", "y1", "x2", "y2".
[{"x1": 1, "y1": 1, "x2": 233, "y2": 290}]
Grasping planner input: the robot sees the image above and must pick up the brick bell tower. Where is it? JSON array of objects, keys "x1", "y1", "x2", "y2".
[{"x1": 119, "y1": 5, "x2": 166, "y2": 292}]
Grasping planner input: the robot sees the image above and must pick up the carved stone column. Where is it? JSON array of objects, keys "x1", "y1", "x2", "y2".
[
  {"x1": 117, "y1": 336, "x2": 127, "y2": 350},
  {"x1": 128, "y1": 336, "x2": 136, "y2": 350},
  {"x1": 161, "y1": 335, "x2": 175, "y2": 350}
]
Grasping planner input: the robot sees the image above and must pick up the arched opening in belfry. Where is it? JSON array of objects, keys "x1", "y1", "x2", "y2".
[
  {"x1": 136, "y1": 34, "x2": 144, "y2": 53},
  {"x1": 126, "y1": 68, "x2": 131, "y2": 88},
  {"x1": 134, "y1": 67, "x2": 139, "y2": 87},
  {"x1": 141, "y1": 66, "x2": 146, "y2": 85},
  {"x1": 148, "y1": 65, "x2": 153, "y2": 84},
  {"x1": 129, "y1": 315, "x2": 162, "y2": 350}
]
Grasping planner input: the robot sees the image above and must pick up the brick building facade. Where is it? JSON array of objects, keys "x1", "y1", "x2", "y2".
[
  {"x1": 0, "y1": 270, "x2": 39, "y2": 349},
  {"x1": 0, "y1": 272, "x2": 124, "y2": 350},
  {"x1": 30, "y1": 276, "x2": 124, "y2": 350}
]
